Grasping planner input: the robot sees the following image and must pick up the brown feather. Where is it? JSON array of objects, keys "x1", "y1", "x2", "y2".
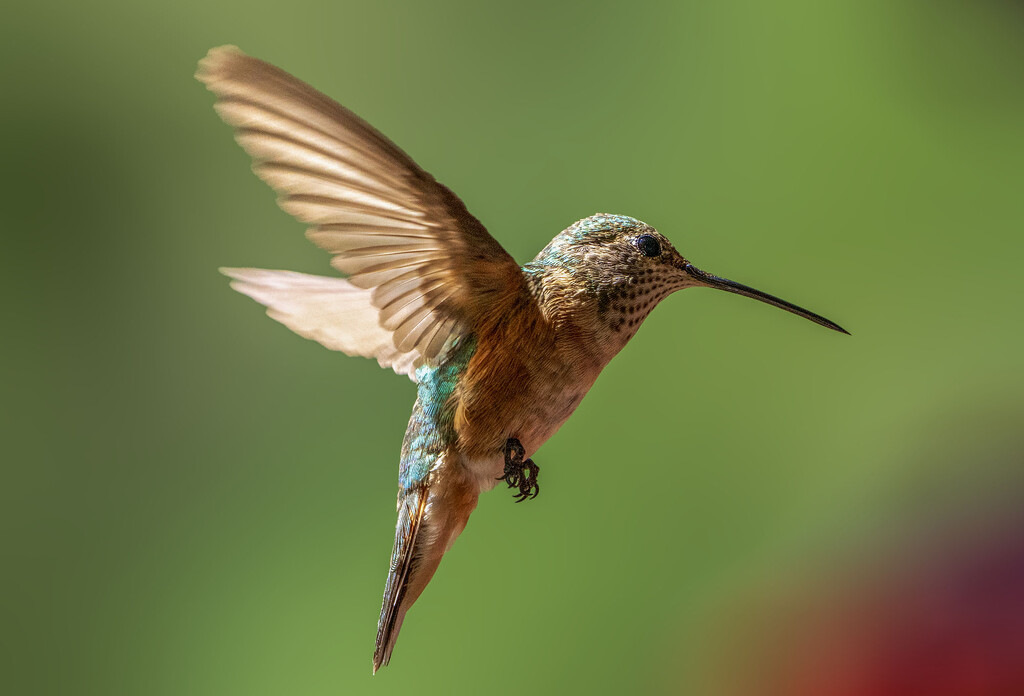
[{"x1": 197, "y1": 45, "x2": 525, "y2": 367}]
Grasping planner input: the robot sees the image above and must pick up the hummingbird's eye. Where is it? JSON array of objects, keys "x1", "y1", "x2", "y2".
[{"x1": 635, "y1": 234, "x2": 661, "y2": 257}]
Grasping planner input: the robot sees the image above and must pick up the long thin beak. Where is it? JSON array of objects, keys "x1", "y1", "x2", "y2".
[{"x1": 684, "y1": 263, "x2": 849, "y2": 335}]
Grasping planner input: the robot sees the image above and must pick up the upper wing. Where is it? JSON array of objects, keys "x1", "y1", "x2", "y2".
[{"x1": 197, "y1": 46, "x2": 522, "y2": 370}]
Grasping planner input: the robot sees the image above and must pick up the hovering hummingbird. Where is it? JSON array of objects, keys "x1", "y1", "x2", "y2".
[{"x1": 197, "y1": 45, "x2": 847, "y2": 673}]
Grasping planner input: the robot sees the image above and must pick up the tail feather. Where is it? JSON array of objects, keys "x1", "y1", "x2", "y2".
[
  {"x1": 373, "y1": 485, "x2": 428, "y2": 673},
  {"x1": 372, "y1": 467, "x2": 479, "y2": 673}
]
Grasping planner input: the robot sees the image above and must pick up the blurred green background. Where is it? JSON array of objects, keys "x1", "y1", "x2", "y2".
[{"x1": 4, "y1": 1, "x2": 1024, "y2": 694}]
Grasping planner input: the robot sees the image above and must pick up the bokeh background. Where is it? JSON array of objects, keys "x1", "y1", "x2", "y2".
[{"x1": 4, "y1": 1, "x2": 1024, "y2": 694}]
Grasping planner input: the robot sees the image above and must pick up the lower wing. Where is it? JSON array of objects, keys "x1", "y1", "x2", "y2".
[{"x1": 222, "y1": 268, "x2": 423, "y2": 378}]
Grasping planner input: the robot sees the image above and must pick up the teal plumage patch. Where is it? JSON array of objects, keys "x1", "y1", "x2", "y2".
[{"x1": 398, "y1": 335, "x2": 478, "y2": 489}]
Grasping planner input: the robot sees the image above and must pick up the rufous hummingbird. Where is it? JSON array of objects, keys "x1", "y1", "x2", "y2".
[{"x1": 196, "y1": 46, "x2": 848, "y2": 673}]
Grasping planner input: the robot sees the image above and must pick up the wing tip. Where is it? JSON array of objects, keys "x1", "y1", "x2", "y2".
[
  {"x1": 218, "y1": 266, "x2": 256, "y2": 295},
  {"x1": 219, "y1": 267, "x2": 297, "y2": 307},
  {"x1": 195, "y1": 45, "x2": 245, "y2": 86}
]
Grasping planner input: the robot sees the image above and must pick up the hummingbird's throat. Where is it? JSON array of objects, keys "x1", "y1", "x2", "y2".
[{"x1": 595, "y1": 272, "x2": 683, "y2": 340}]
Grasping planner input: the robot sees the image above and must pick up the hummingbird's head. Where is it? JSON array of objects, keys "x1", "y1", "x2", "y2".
[{"x1": 528, "y1": 214, "x2": 846, "y2": 349}]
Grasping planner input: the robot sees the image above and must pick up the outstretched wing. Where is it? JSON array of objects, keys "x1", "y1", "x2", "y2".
[
  {"x1": 220, "y1": 268, "x2": 423, "y2": 377},
  {"x1": 197, "y1": 46, "x2": 522, "y2": 370}
]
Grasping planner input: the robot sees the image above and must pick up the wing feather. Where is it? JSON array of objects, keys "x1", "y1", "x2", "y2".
[
  {"x1": 221, "y1": 268, "x2": 421, "y2": 377},
  {"x1": 198, "y1": 46, "x2": 524, "y2": 373}
]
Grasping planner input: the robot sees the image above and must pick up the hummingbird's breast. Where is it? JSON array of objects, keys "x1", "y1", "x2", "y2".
[{"x1": 450, "y1": 282, "x2": 606, "y2": 488}]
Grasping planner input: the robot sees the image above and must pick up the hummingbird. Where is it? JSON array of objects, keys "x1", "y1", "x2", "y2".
[{"x1": 196, "y1": 45, "x2": 848, "y2": 673}]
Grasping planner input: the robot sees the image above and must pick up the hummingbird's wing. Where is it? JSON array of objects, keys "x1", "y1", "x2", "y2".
[
  {"x1": 219, "y1": 268, "x2": 421, "y2": 377},
  {"x1": 197, "y1": 46, "x2": 522, "y2": 375}
]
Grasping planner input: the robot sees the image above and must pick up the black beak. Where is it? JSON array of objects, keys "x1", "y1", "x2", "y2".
[{"x1": 684, "y1": 263, "x2": 849, "y2": 335}]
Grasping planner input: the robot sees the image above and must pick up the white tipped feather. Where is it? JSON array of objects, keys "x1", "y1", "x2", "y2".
[{"x1": 221, "y1": 268, "x2": 420, "y2": 379}]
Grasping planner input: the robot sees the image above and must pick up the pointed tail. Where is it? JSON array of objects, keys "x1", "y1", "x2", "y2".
[
  {"x1": 373, "y1": 470, "x2": 478, "y2": 673},
  {"x1": 373, "y1": 485, "x2": 427, "y2": 673}
]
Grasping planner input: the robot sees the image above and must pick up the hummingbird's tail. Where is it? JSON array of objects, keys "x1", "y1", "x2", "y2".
[
  {"x1": 374, "y1": 485, "x2": 427, "y2": 673},
  {"x1": 374, "y1": 466, "x2": 478, "y2": 673}
]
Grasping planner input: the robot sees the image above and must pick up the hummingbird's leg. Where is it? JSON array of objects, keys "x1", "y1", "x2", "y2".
[{"x1": 499, "y1": 437, "x2": 540, "y2": 502}]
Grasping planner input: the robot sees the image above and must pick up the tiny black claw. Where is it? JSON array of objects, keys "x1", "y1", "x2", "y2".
[{"x1": 499, "y1": 437, "x2": 540, "y2": 502}]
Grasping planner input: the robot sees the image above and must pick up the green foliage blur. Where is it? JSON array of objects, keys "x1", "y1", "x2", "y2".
[{"x1": 4, "y1": 1, "x2": 1024, "y2": 694}]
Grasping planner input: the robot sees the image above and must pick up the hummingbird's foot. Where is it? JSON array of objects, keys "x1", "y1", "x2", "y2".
[{"x1": 498, "y1": 437, "x2": 540, "y2": 502}]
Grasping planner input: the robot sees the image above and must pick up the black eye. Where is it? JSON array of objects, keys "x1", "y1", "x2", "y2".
[{"x1": 635, "y1": 234, "x2": 661, "y2": 257}]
